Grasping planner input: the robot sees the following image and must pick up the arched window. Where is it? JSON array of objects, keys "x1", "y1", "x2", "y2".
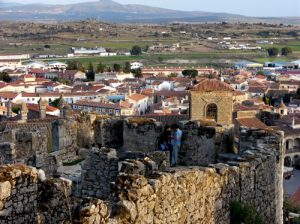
[{"x1": 206, "y1": 103, "x2": 218, "y2": 121}]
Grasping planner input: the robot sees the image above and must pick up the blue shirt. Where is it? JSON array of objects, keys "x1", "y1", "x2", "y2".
[{"x1": 173, "y1": 129, "x2": 182, "y2": 146}]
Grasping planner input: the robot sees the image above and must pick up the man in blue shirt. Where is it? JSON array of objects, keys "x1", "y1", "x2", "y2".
[{"x1": 171, "y1": 124, "x2": 182, "y2": 166}]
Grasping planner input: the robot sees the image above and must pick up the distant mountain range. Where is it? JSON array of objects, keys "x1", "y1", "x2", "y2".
[{"x1": 1, "y1": 0, "x2": 299, "y2": 24}]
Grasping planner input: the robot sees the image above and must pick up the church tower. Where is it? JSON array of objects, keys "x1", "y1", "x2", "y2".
[{"x1": 189, "y1": 79, "x2": 234, "y2": 126}]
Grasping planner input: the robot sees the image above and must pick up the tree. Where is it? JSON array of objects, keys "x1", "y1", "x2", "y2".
[
  {"x1": 168, "y1": 73, "x2": 178, "y2": 78},
  {"x1": 267, "y1": 47, "x2": 279, "y2": 57},
  {"x1": 130, "y1": 45, "x2": 142, "y2": 56},
  {"x1": 86, "y1": 62, "x2": 95, "y2": 81},
  {"x1": 50, "y1": 97, "x2": 61, "y2": 108},
  {"x1": 123, "y1": 62, "x2": 131, "y2": 74},
  {"x1": 281, "y1": 47, "x2": 293, "y2": 56},
  {"x1": 67, "y1": 60, "x2": 85, "y2": 72},
  {"x1": 96, "y1": 62, "x2": 105, "y2": 73},
  {"x1": 256, "y1": 70, "x2": 265, "y2": 76},
  {"x1": 132, "y1": 68, "x2": 143, "y2": 79},
  {"x1": 113, "y1": 64, "x2": 122, "y2": 73},
  {"x1": 143, "y1": 45, "x2": 149, "y2": 52},
  {"x1": 262, "y1": 94, "x2": 270, "y2": 105},
  {"x1": 230, "y1": 201, "x2": 263, "y2": 224},
  {"x1": 12, "y1": 105, "x2": 20, "y2": 114},
  {"x1": 182, "y1": 69, "x2": 198, "y2": 78},
  {"x1": 158, "y1": 57, "x2": 164, "y2": 63},
  {"x1": 0, "y1": 72, "x2": 11, "y2": 82}
]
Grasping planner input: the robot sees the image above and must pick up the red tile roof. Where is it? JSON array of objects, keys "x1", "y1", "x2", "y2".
[
  {"x1": 74, "y1": 100, "x2": 120, "y2": 110},
  {"x1": 0, "y1": 92, "x2": 19, "y2": 99},
  {"x1": 128, "y1": 93, "x2": 148, "y2": 102},
  {"x1": 26, "y1": 103, "x2": 59, "y2": 112},
  {"x1": 236, "y1": 117, "x2": 269, "y2": 130},
  {"x1": 191, "y1": 79, "x2": 233, "y2": 92}
]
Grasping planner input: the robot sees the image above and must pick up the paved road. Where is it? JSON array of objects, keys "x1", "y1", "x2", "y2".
[{"x1": 284, "y1": 169, "x2": 300, "y2": 196}]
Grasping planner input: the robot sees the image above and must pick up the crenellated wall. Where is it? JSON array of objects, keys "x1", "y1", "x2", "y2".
[
  {"x1": 94, "y1": 118, "x2": 124, "y2": 149},
  {"x1": 0, "y1": 127, "x2": 284, "y2": 224},
  {"x1": 122, "y1": 118, "x2": 163, "y2": 152},
  {"x1": 111, "y1": 135, "x2": 283, "y2": 224}
]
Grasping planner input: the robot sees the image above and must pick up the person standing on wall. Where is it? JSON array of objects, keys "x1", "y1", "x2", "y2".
[
  {"x1": 171, "y1": 124, "x2": 182, "y2": 167},
  {"x1": 158, "y1": 125, "x2": 173, "y2": 164}
]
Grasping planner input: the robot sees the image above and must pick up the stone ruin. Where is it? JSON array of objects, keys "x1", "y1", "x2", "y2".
[{"x1": 0, "y1": 116, "x2": 284, "y2": 224}]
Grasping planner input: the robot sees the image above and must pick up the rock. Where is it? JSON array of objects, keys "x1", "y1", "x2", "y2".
[{"x1": 0, "y1": 181, "x2": 11, "y2": 200}]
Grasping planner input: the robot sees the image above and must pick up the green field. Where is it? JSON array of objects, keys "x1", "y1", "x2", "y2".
[
  {"x1": 259, "y1": 40, "x2": 300, "y2": 52},
  {"x1": 32, "y1": 51, "x2": 269, "y2": 68}
]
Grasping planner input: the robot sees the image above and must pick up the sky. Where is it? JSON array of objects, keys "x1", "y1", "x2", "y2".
[{"x1": 3, "y1": 0, "x2": 300, "y2": 17}]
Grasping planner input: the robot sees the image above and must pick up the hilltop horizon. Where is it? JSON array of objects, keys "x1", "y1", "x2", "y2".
[
  {"x1": 2, "y1": 0, "x2": 300, "y2": 18},
  {"x1": 0, "y1": 0, "x2": 299, "y2": 25}
]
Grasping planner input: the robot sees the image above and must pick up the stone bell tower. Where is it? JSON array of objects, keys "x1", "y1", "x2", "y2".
[{"x1": 189, "y1": 79, "x2": 234, "y2": 126}]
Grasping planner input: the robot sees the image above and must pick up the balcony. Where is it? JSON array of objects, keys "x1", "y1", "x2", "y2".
[{"x1": 286, "y1": 147, "x2": 300, "y2": 154}]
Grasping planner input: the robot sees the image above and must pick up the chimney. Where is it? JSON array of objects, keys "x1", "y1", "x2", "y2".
[
  {"x1": 6, "y1": 100, "x2": 12, "y2": 118},
  {"x1": 39, "y1": 98, "x2": 47, "y2": 119},
  {"x1": 19, "y1": 103, "x2": 28, "y2": 123},
  {"x1": 128, "y1": 85, "x2": 132, "y2": 96}
]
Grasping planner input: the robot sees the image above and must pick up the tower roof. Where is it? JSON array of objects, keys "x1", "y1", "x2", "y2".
[{"x1": 191, "y1": 79, "x2": 233, "y2": 92}]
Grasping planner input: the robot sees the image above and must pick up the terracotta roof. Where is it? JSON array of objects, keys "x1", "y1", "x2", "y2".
[
  {"x1": 128, "y1": 93, "x2": 148, "y2": 102},
  {"x1": 141, "y1": 88, "x2": 155, "y2": 97},
  {"x1": 191, "y1": 79, "x2": 233, "y2": 92},
  {"x1": 26, "y1": 103, "x2": 59, "y2": 112},
  {"x1": 0, "y1": 92, "x2": 19, "y2": 99},
  {"x1": 151, "y1": 81, "x2": 163, "y2": 85},
  {"x1": 74, "y1": 100, "x2": 120, "y2": 109},
  {"x1": 248, "y1": 86, "x2": 267, "y2": 93},
  {"x1": 234, "y1": 91, "x2": 246, "y2": 96},
  {"x1": 155, "y1": 90, "x2": 186, "y2": 98},
  {"x1": 0, "y1": 81, "x2": 7, "y2": 88},
  {"x1": 256, "y1": 74, "x2": 266, "y2": 79},
  {"x1": 236, "y1": 117, "x2": 269, "y2": 130},
  {"x1": 119, "y1": 100, "x2": 132, "y2": 109}
]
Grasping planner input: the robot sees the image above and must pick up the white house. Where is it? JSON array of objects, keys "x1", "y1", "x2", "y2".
[
  {"x1": 230, "y1": 79, "x2": 249, "y2": 91},
  {"x1": 48, "y1": 61, "x2": 68, "y2": 69},
  {"x1": 130, "y1": 62, "x2": 144, "y2": 70},
  {"x1": 146, "y1": 81, "x2": 172, "y2": 91},
  {"x1": 127, "y1": 93, "x2": 149, "y2": 115},
  {"x1": 25, "y1": 61, "x2": 47, "y2": 69}
]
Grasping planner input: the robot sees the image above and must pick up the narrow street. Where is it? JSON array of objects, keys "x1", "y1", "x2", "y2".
[{"x1": 284, "y1": 169, "x2": 300, "y2": 196}]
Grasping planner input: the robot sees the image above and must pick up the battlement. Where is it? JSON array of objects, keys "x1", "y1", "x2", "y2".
[{"x1": 0, "y1": 116, "x2": 284, "y2": 224}]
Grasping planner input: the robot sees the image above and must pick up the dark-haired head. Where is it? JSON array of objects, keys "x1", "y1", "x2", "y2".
[{"x1": 171, "y1": 123, "x2": 179, "y2": 129}]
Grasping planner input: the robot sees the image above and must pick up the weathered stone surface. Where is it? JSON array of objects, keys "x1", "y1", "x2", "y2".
[
  {"x1": 81, "y1": 147, "x2": 118, "y2": 200},
  {"x1": 123, "y1": 118, "x2": 162, "y2": 152},
  {"x1": 0, "y1": 181, "x2": 11, "y2": 200},
  {"x1": 0, "y1": 164, "x2": 38, "y2": 224}
]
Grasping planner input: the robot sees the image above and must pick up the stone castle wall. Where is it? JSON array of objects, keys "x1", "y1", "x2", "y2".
[
  {"x1": 81, "y1": 147, "x2": 118, "y2": 199},
  {"x1": 0, "y1": 128, "x2": 283, "y2": 224},
  {"x1": 122, "y1": 119, "x2": 163, "y2": 152},
  {"x1": 1, "y1": 128, "x2": 48, "y2": 164},
  {"x1": 0, "y1": 164, "x2": 39, "y2": 224},
  {"x1": 111, "y1": 143, "x2": 282, "y2": 224},
  {"x1": 94, "y1": 118, "x2": 124, "y2": 149},
  {"x1": 0, "y1": 143, "x2": 16, "y2": 164},
  {"x1": 179, "y1": 121, "x2": 217, "y2": 166}
]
